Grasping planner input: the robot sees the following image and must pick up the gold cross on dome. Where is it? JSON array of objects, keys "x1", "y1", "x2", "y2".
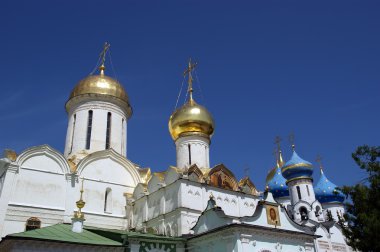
[
  {"x1": 244, "y1": 166, "x2": 250, "y2": 177},
  {"x1": 183, "y1": 58, "x2": 198, "y2": 101},
  {"x1": 316, "y1": 154, "x2": 323, "y2": 171},
  {"x1": 99, "y1": 42, "x2": 111, "y2": 68},
  {"x1": 288, "y1": 132, "x2": 295, "y2": 150}
]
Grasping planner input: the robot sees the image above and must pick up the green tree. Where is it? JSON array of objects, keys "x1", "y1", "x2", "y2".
[{"x1": 340, "y1": 145, "x2": 380, "y2": 252}]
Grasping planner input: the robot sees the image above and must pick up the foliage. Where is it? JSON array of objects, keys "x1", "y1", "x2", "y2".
[{"x1": 339, "y1": 145, "x2": 380, "y2": 252}]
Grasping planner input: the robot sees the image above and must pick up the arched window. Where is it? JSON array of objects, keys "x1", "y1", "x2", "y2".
[
  {"x1": 104, "y1": 188, "x2": 112, "y2": 213},
  {"x1": 188, "y1": 144, "x2": 192, "y2": 165},
  {"x1": 25, "y1": 217, "x2": 41, "y2": 231},
  {"x1": 69, "y1": 114, "x2": 76, "y2": 154},
  {"x1": 315, "y1": 206, "x2": 321, "y2": 217},
  {"x1": 300, "y1": 207, "x2": 308, "y2": 220},
  {"x1": 121, "y1": 118, "x2": 125, "y2": 154},
  {"x1": 306, "y1": 185, "x2": 310, "y2": 196},
  {"x1": 86, "y1": 110, "x2": 93, "y2": 149},
  {"x1": 296, "y1": 186, "x2": 302, "y2": 200},
  {"x1": 105, "y1": 112, "x2": 112, "y2": 149}
]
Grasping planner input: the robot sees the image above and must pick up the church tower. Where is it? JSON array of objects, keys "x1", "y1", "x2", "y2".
[
  {"x1": 64, "y1": 43, "x2": 132, "y2": 160},
  {"x1": 168, "y1": 60, "x2": 214, "y2": 169},
  {"x1": 281, "y1": 144, "x2": 322, "y2": 222}
]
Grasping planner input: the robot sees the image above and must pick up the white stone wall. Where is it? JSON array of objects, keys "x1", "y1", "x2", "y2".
[
  {"x1": 288, "y1": 179, "x2": 316, "y2": 206},
  {"x1": 132, "y1": 179, "x2": 259, "y2": 236},
  {"x1": 175, "y1": 136, "x2": 210, "y2": 169},
  {"x1": 0, "y1": 145, "x2": 142, "y2": 238},
  {"x1": 64, "y1": 100, "x2": 128, "y2": 158}
]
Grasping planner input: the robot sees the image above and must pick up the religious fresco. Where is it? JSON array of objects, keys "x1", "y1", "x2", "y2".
[{"x1": 266, "y1": 205, "x2": 281, "y2": 226}]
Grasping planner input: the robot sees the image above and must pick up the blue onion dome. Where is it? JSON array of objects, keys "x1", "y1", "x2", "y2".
[
  {"x1": 314, "y1": 169, "x2": 345, "y2": 203},
  {"x1": 281, "y1": 150, "x2": 313, "y2": 182},
  {"x1": 268, "y1": 166, "x2": 289, "y2": 198}
]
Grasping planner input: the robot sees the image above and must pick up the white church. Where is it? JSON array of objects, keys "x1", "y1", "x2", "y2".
[{"x1": 0, "y1": 45, "x2": 353, "y2": 251}]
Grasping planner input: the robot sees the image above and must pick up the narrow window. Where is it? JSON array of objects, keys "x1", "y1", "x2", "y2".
[
  {"x1": 69, "y1": 114, "x2": 76, "y2": 154},
  {"x1": 105, "y1": 112, "x2": 112, "y2": 149},
  {"x1": 121, "y1": 118, "x2": 125, "y2": 154},
  {"x1": 104, "y1": 188, "x2": 112, "y2": 213},
  {"x1": 86, "y1": 110, "x2": 93, "y2": 149},
  {"x1": 296, "y1": 186, "x2": 302, "y2": 200},
  {"x1": 306, "y1": 185, "x2": 310, "y2": 196},
  {"x1": 188, "y1": 144, "x2": 192, "y2": 165},
  {"x1": 25, "y1": 217, "x2": 41, "y2": 231}
]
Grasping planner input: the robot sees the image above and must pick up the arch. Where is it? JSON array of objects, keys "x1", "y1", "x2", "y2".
[
  {"x1": 238, "y1": 177, "x2": 259, "y2": 195},
  {"x1": 76, "y1": 149, "x2": 142, "y2": 186},
  {"x1": 105, "y1": 112, "x2": 112, "y2": 149},
  {"x1": 187, "y1": 164, "x2": 204, "y2": 182},
  {"x1": 299, "y1": 206, "x2": 308, "y2": 220},
  {"x1": 86, "y1": 110, "x2": 93, "y2": 149},
  {"x1": 16, "y1": 145, "x2": 71, "y2": 174},
  {"x1": 166, "y1": 224, "x2": 172, "y2": 237},
  {"x1": 207, "y1": 164, "x2": 238, "y2": 191}
]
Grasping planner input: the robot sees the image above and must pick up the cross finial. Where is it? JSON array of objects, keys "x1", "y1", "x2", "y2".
[
  {"x1": 183, "y1": 58, "x2": 198, "y2": 102},
  {"x1": 99, "y1": 42, "x2": 111, "y2": 75},
  {"x1": 316, "y1": 154, "x2": 323, "y2": 172},
  {"x1": 274, "y1": 136, "x2": 282, "y2": 151},
  {"x1": 244, "y1": 165, "x2": 250, "y2": 177},
  {"x1": 288, "y1": 132, "x2": 295, "y2": 151}
]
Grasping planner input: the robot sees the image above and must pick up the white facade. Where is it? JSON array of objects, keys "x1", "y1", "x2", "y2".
[
  {"x1": 0, "y1": 145, "x2": 142, "y2": 238},
  {"x1": 288, "y1": 178, "x2": 323, "y2": 222},
  {"x1": 0, "y1": 58, "x2": 354, "y2": 252},
  {"x1": 175, "y1": 135, "x2": 210, "y2": 169},
  {"x1": 64, "y1": 98, "x2": 129, "y2": 160}
]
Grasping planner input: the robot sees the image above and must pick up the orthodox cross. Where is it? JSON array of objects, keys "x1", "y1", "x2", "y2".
[
  {"x1": 316, "y1": 154, "x2": 323, "y2": 171},
  {"x1": 100, "y1": 42, "x2": 111, "y2": 68},
  {"x1": 288, "y1": 132, "x2": 295, "y2": 150},
  {"x1": 244, "y1": 165, "x2": 250, "y2": 177},
  {"x1": 183, "y1": 58, "x2": 198, "y2": 101},
  {"x1": 274, "y1": 136, "x2": 282, "y2": 151}
]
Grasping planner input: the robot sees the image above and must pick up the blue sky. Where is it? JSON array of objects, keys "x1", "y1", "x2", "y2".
[{"x1": 1, "y1": 0, "x2": 379, "y2": 190}]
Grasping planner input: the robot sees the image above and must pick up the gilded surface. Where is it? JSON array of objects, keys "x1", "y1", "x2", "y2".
[
  {"x1": 168, "y1": 99, "x2": 214, "y2": 140},
  {"x1": 66, "y1": 74, "x2": 131, "y2": 113},
  {"x1": 281, "y1": 162, "x2": 313, "y2": 173}
]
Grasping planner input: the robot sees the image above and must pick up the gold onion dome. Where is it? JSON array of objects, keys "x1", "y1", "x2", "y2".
[
  {"x1": 169, "y1": 59, "x2": 214, "y2": 141},
  {"x1": 169, "y1": 98, "x2": 214, "y2": 141},
  {"x1": 65, "y1": 43, "x2": 132, "y2": 116}
]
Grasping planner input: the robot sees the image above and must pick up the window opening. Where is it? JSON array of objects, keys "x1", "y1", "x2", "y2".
[
  {"x1": 69, "y1": 114, "x2": 76, "y2": 153},
  {"x1": 86, "y1": 110, "x2": 93, "y2": 149},
  {"x1": 104, "y1": 188, "x2": 112, "y2": 213},
  {"x1": 306, "y1": 185, "x2": 310, "y2": 196},
  {"x1": 296, "y1": 186, "x2": 302, "y2": 200},
  {"x1": 105, "y1": 112, "x2": 112, "y2": 149},
  {"x1": 188, "y1": 144, "x2": 192, "y2": 165}
]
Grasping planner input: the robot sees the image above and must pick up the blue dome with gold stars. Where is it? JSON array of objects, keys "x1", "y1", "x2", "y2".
[
  {"x1": 268, "y1": 166, "x2": 289, "y2": 198},
  {"x1": 314, "y1": 169, "x2": 344, "y2": 203},
  {"x1": 281, "y1": 150, "x2": 313, "y2": 181}
]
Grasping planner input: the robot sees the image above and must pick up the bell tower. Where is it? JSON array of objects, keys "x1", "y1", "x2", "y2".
[
  {"x1": 168, "y1": 59, "x2": 214, "y2": 169},
  {"x1": 64, "y1": 43, "x2": 132, "y2": 160}
]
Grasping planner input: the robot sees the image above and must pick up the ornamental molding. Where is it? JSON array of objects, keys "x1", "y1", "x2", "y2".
[{"x1": 16, "y1": 145, "x2": 70, "y2": 174}]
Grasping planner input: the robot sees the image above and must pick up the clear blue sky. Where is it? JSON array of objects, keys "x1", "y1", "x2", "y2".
[{"x1": 1, "y1": 0, "x2": 379, "y2": 190}]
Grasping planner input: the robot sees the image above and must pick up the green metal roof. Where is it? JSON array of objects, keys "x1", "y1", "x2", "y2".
[{"x1": 8, "y1": 224, "x2": 122, "y2": 246}]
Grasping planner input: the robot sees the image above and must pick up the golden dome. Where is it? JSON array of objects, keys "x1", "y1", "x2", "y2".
[
  {"x1": 66, "y1": 69, "x2": 132, "y2": 116},
  {"x1": 169, "y1": 99, "x2": 215, "y2": 141}
]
